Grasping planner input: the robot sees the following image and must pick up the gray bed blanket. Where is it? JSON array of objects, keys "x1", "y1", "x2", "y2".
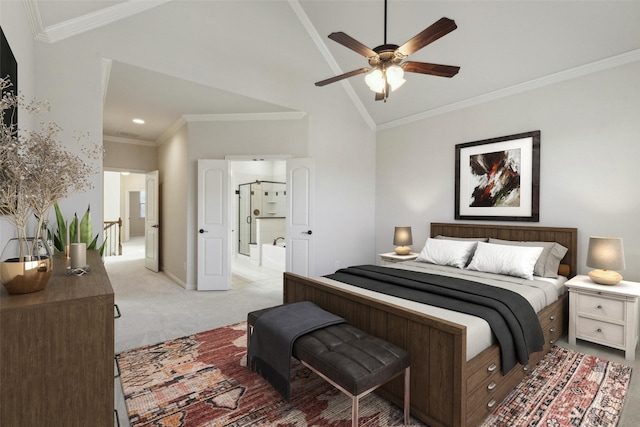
[
  {"x1": 325, "y1": 265, "x2": 544, "y2": 373},
  {"x1": 248, "y1": 301, "x2": 345, "y2": 400}
]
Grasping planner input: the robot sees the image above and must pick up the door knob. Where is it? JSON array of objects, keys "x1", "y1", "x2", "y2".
[
  {"x1": 199, "y1": 229, "x2": 208, "y2": 234},
  {"x1": 152, "y1": 224, "x2": 159, "y2": 229},
  {"x1": 301, "y1": 230, "x2": 312, "y2": 235}
]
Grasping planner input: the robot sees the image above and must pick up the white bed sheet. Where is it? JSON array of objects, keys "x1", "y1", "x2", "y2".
[{"x1": 318, "y1": 262, "x2": 567, "y2": 361}]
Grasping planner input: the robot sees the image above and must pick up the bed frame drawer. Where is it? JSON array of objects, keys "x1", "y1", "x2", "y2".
[{"x1": 466, "y1": 346, "x2": 501, "y2": 394}]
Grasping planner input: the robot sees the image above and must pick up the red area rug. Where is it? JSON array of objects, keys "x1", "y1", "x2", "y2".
[
  {"x1": 116, "y1": 322, "x2": 631, "y2": 427},
  {"x1": 116, "y1": 322, "x2": 413, "y2": 426},
  {"x1": 480, "y1": 345, "x2": 632, "y2": 427}
]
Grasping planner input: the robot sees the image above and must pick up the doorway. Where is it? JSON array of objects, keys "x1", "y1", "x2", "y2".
[
  {"x1": 128, "y1": 191, "x2": 145, "y2": 237},
  {"x1": 103, "y1": 171, "x2": 147, "y2": 261},
  {"x1": 229, "y1": 160, "x2": 287, "y2": 272},
  {"x1": 237, "y1": 180, "x2": 286, "y2": 256}
]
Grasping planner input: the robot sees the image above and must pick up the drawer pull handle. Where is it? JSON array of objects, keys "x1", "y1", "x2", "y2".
[
  {"x1": 549, "y1": 327, "x2": 555, "y2": 333},
  {"x1": 114, "y1": 304, "x2": 122, "y2": 319},
  {"x1": 597, "y1": 305, "x2": 603, "y2": 309},
  {"x1": 549, "y1": 315, "x2": 556, "y2": 321},
  {"x1": 487, "y1": 399, "x2": 497, "y2": 410},
  {"x1": 487, "y1": 363, "x2": 497, "y2": 373},
  {"x1": 487, "y1": 381, "x2": 497, "y2": 392},
  {"x1": 523, "y1": 366, "x2": 529, "y2": 372},
  {"x1": 550, "y1": 339, "x2": 555, "y2": 344},
  {"x1": 597, "y1": 328, "x2": 602, "y2": 333}
]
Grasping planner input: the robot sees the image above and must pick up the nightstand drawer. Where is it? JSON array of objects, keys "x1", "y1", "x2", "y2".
[
  {"x1": 576, "y1": 317, "x2": 625, "y2": 346},
  {"x1": 576, "y1": 293, "x2": 625, "y2": 322}
]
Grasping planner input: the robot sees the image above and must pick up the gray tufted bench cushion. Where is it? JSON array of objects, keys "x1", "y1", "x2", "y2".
[{"x1": 247, "y1": 306, "x2": 410, "y2": 426}]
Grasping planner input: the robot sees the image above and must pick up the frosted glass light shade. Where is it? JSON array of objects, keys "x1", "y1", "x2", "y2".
[
  {"x1": 386, "y1": 65, "x2": 406, "y2": 91},
  {"x1": 365, "y1": 69, "x2": 385, "y2": 93}
]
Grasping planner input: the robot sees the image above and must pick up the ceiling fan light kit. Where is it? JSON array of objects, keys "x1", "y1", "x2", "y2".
[{"x1": 316, "y1": 0, "x2": 460, "y2": 102}]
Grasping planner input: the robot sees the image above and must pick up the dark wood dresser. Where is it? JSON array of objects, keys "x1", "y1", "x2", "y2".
[{"x1": 1, "y1": 250, "x2": 114, "y2": 426}]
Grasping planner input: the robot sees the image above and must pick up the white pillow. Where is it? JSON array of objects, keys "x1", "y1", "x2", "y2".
[
  {"x1": 488, "y1": 238, "x2": 568, "y2": 278},
  {"x1": 466, "y1": 242, "x2": 544, "y2": 280},
  {"x1": 416, "y1": 238, "x2": 477, "y2": 269}
]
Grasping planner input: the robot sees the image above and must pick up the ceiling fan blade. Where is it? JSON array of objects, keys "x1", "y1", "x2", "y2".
[
  {"x1": 397, "y1": 17, "x2": 457, "y2": 57},
  {"x1": 402, "y1": 61, "x2": 460, "y2": 78},
  {"x1": 328, "y1": 32, "x2": 377, "y2": 58},
  {"x1": 315, "y1": 67, "x2": 370, "y2": 87}
]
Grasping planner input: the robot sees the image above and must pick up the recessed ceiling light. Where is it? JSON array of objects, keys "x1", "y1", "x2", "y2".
[{"x1": 132, "y1": 118, "x2": 145, "y2": 124}]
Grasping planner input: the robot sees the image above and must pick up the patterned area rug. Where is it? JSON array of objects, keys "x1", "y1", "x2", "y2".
[
  {"x1": 116, "y1": 322, "x2": 632, "y2": 427},
  {"x1": 480, "y1": 345, "x2": 632, "y2": 427},
  {"x1": 116, "y1": 322, "x2": 415, "y2": 427}
]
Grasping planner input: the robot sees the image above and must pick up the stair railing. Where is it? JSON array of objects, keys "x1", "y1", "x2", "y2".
[{"x1": 103, "y1": 218, "x2": 122, "y2": 256}]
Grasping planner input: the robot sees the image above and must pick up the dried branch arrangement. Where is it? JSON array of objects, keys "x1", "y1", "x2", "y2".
[{"x1": 0, "y1": 76, "x2": 102, "y2": 259}]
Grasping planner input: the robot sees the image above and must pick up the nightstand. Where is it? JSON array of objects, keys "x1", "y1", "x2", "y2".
[
  {"x1": 378, "y1": 252, "x2": 419, "y2": 266},
  {"x1": 566, "y1": 274, "x2": 640, "y2": 360}
]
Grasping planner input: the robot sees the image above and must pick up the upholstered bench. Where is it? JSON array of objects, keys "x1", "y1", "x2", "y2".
[{"x1": 247, "y1": 306, "x2": 410, "y2": 427}]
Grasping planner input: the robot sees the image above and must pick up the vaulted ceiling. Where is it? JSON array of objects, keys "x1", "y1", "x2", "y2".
[{"x1": 25, "y1": 0, "x2": 640, "y2": 142}]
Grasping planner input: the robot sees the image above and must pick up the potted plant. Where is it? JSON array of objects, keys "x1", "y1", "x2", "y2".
[{"x1": 0, "y1": 76, "x2": 100, "y2": 294}]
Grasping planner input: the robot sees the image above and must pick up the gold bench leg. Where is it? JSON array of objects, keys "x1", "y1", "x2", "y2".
[
  {"x1": 352, "y1": 395, "x2": 359, "y2": 427},
  {"x1": 404, "y1": 366, "x2": 410, "y2": 425}
]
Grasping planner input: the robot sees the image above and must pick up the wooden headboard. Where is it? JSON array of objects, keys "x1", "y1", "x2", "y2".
[{"x1": 430, "y1": 222, "x2": 578, "y2": 278}]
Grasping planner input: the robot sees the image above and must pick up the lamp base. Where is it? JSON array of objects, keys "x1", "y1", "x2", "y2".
[
  {"x1": 394, "y1": 246, "x2": 411, "y2": 255},
  {"x1": 588, "y1": 269, "x2": 622, "y2": 286}
]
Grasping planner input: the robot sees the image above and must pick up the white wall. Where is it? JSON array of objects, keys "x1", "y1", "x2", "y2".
[
  {"x1": 33, "y1": 38, "x2": 104, "y2": 233},
  {"x1": 158, "y1": 124, "x2": 189, "y2": 286},
  {"x1": 104, "y1": 140, "x2": 158, "y2": 172},
  {"x1": 376, "y1": 62, "x2": 640, "y2": 281},
  {"x1": 103, "y1": 171, "x2": 121, "y2": 222}
]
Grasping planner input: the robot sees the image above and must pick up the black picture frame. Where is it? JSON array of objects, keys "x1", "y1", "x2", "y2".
[
  {"x1": 1, "y1": 26, "x2": 18, "y2": 130},
  {"x1": 455, "y1": 130, "x2": 540, "y2": 222}
]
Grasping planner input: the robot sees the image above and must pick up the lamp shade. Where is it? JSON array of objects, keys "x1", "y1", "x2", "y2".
[
  {"x1": 393, "y1": 227, "x2": 413, "y2": 246},
  {"x1": 587, "y1": 237, "x2": 625, "y2": 270}
]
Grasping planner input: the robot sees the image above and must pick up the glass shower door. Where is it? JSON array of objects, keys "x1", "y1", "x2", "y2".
[{"x1": 237, "y1": 183, "x2": 252, "y2": 256}]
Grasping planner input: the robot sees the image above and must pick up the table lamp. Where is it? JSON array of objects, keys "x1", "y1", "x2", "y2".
[
  {"x1": 393, "y1": 226, "x2": 413, "y2": 255},
  {"x1": 586, "y1": 236, "x2": 625, "y2": 285}
]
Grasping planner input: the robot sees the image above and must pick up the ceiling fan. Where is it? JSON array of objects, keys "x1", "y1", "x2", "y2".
[{"x1": 315, "y1": 0, "x2": 460, "y2": 102}]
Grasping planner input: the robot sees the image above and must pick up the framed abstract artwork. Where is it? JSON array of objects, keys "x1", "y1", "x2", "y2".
[
  {"x1": 1, "y1": 26, "x2": 18, "y2": 129},
  {"x1": 455, "y1": 131, "x2": 540, "y2": 222}
]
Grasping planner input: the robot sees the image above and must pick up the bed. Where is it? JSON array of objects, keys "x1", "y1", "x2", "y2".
[{"x1": 283, "y1": 222, "x2": 577, "y2": 427}]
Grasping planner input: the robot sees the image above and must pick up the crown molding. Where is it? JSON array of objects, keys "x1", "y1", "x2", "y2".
[
  {"x1": 103, "y1": 134, "x2": 157, "y2": 147},
  {"x1": 22, "y1": 0, "x2": 49, "y2": 42},
  {"x1": 378, "y1": 49, "x2": 640, "y2": 131},
  {"x1": 23, "y1": 0, "x2": 172, "y2": 44},
  {"x1": 183, "y1": 112, "x2": 306, "y2": 122},
  {"x1": 156, "y1": 116, "x2": 187, "y2": 146},
  {"x1": 288, "y1": 0, "x2": 376, "y2": 131}
]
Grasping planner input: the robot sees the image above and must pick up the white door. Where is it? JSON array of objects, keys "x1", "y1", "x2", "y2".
[
  {"x1": 197, "y1": 160, "x2": 230, "y2": 290},
  {"x1": 286, "y1": 158, "x2": 314, "y2": 277},
  {"x1": 144, "y1": 170, "x2": 159, "y2": 272}
]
